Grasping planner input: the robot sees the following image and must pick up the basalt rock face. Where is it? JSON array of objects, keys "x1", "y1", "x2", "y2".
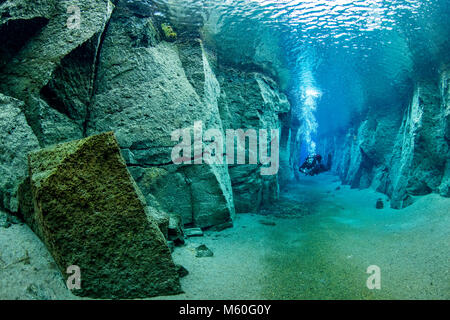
[
  {"x1": 27, "y1": 132, "x2": 181, "y2": 299},
  {"x1": 438, "y1": 66, "x2": 450, "y2": 197},
  {"x1": 0, "y1": 0, "x2": 114, "y2": 146},
  {"x1": 0, "y1": 0, "x2": 290, "y2": 230},
  {"x1": 86, "y1": 6, "x2": 235, "y2": 228},
  {"x1": 217, "y1": 70, "x2": 290, "y2": 213},
  {"x1": 386, "y1": 80, "x2": 448, "y2": 208},
  {"x1": 0, "y1": 94, "x2": 40, "y2": 213},
  {"x1": 318, "y1": 66, "x2": 450, "y2": 208},
  {"x1": 278, "y1": 111, "x2": 297, "y2": 185}
]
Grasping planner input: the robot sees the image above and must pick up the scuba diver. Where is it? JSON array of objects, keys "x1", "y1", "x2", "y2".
[{"x1": 299, "y1": 154, "x2": 327, "y2": 176}]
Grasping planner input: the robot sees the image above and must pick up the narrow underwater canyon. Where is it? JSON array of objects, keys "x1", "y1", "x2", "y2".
[{"x1": 0, "y1": 0, "x2": 448, "y2": 300}]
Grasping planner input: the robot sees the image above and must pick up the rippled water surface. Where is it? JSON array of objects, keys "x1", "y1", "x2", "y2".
[{"x1": 152, "y1": 0, "x2": 449, "y2": 57}]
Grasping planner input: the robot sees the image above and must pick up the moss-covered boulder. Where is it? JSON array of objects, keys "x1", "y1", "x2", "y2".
[{"x1": 27, "y1": 132, "x2": 181, "y2": 299}]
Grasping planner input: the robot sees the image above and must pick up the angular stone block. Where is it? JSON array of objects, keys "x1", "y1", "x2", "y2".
[{"x1": 27, "y1": 132, "x2": 181, "y2": 298}]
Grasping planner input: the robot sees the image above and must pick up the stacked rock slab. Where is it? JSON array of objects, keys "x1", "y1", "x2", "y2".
[{"x1": 27, "y1": 132, "x2": 181, "y2": 299}]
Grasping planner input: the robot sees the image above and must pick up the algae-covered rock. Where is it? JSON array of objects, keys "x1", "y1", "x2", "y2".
[
  {"x1": 195, "y1": 244, "x2": 214, "y2": 258},
  {"x1": 27, "y1": 132, "x2": 181, "y2": 299}
]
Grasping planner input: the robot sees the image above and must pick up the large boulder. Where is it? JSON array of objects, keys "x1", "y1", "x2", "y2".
[
  {"x1": 27, "y1": 132, "x2": 181, "y2": 299},
  {"x1": 0, "y1": 94, "x2": 40, "y2": 213}
]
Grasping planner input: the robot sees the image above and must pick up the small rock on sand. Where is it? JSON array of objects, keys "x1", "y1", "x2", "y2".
[
  {"x1": 208, "y1": 221, "x2": 233, "y2": 232},
  {"x1": 195, "y1": 244, "x2": 214, "y2": 258},
  {"x1": 175, "y1": 264, "x2": 189, "y2": 278},
  {"x1": 259, "y1": 220, "x2": 276, "y2": 226},
  {"x1": 376, "y1": 198, "x2": 384, "y2": 209},
  {"x1": 0, "y1": 213, "x2": 10, "y2": 228},
  {"x1": 185, "y1": 228, "x2": 203, "y2": 237},
  {"x1": 1, "y1": 211, "x2": 18, "y2": 228}
]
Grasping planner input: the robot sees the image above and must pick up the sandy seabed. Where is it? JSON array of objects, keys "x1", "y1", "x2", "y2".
[
  {"x1": 158, "y1": 173, "x2": 450, "y2": 300},
  {"x1": 1, "y1": 173, "x2": 448, "y2": 299}
]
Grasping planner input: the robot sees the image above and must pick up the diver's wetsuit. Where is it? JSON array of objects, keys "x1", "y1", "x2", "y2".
[{"x1": 299, "y1": 155, "x2": 325, "y2": 176}]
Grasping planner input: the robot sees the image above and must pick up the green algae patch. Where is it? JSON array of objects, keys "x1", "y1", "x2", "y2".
[
  {"x1": 161, "y1": 23, "x2": 177, "y2": 42},
  {"x1": 27, "y1": 132, "x2": 182, "y2": 299}
]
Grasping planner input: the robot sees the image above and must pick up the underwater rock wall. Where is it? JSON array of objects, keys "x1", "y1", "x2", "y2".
[
  {"x1": 217, "y1": 69, "x2": 290, "y2": 212},
  {"x1": 0, "y1": 94, "x2": 40, "y2": 213},
  {"x1": 439, "y1": 65, "x2": 450, "y2": 197},
  {"x1": 0, "y1": 0, "x2": 114, "y2": 146},
  {"x1": 85, "y1": 5, "x2": 235, "y2": 229},
  {"x1": 318, "y1": 65, "x2": 450, "y2": 208},
  {"x1": 0, "y1": 0, "x2": 113, "y2": 212},
  {"x1": 0, "y1": 0, "x2": 290, "y2": 227}
]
